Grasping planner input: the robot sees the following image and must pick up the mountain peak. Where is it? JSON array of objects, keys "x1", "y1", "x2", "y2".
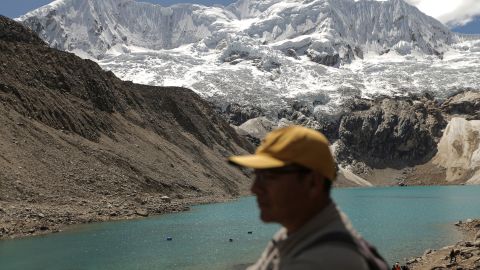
[
  {"x1": 16, "y1": 0, "x2": 479, "y2": 116},
  {"x1": 19, "y1": 0, "x2": 453, "y2": 59},
  {"x1": 19, "y1": 0, "x2": 236, "y2": 57}
]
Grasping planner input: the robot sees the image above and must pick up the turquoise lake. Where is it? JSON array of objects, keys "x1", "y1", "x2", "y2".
[{"x1": 1, "y1": 185, "x2": 480, "y2": 269}]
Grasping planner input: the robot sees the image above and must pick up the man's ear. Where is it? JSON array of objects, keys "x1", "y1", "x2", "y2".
[{"x1": 308, "y1": 172, "x2": 325, "y2": 196}]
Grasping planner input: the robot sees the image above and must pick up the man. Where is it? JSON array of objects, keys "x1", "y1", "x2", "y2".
[
  {"x1": 229, "y1": 125, "x2": 386, "y2": 270},
  {"x1": 449, "y1": 249, "x2": 456, "y2": 263}
]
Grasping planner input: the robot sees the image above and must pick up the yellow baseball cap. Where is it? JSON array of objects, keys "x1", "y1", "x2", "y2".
[{"x1": 229, "y1": 125, "x2": 336, "y2": 181}]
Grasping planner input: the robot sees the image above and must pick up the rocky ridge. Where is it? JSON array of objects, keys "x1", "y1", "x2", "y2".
[
  {"x1": 224, "y1": 90, "x2": 480, "y2": 186},
  {"x1": 336, "y1": 94, "x2": 446, "y2": 172},
  {"x1": 0, "y1": 15, "x2": 253, "y2": 239}
]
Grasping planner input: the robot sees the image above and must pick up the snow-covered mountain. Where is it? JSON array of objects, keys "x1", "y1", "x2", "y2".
[
  {"x1": 18, "y1": 0, "x2": 480, "y2": 117},
  {"x1": 19, "y1": 0, "x2": 453, "y2": 59},
  {"x1": 19, "y1": 0, "x2": 237, "y2": 58}
]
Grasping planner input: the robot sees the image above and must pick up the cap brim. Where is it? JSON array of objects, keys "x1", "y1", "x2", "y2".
[{"x1": 228, "y1": 154, "x2": 289, "y2": 169}]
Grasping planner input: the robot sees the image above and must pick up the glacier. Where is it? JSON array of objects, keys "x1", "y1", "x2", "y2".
[{"x1": 17, "y1": 0, "x2": 480, "y2": 117}]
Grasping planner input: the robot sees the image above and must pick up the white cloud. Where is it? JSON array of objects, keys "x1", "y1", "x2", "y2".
[{"x1": 404, "y1": 0, "x2": 480, "y2": 27}]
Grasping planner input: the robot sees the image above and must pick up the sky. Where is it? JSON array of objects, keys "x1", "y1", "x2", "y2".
[
  {"x1": 1, "y1": 0, "x2": 479, "y2": 34},
  {"x1": 405, "y1": 0, "x2": 480, "y2": 28}
]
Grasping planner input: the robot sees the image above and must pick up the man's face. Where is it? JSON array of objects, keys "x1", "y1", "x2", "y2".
[{"x1": 251, "y1": 167, "x2": 314, "y2": 225}]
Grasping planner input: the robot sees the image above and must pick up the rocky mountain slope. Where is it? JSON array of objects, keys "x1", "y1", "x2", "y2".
[
  {"x1": 0, "y1": 15, "x2": 254, "y2": 239},
  {"x1": 335, "y1": 95, "x2": 446, "y2": 170},
  {"x1": 12, "y1": 0, "x2": 480, "y2": 188},
  {"x1": 235, "y1": 90, "x2": 480, "y2": 186},
  {"x1": 334, "y1": 91, "x2": 480, "y2": 185}
]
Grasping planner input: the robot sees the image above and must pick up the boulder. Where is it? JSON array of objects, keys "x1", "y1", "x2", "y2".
[
  {"x1": 135, "y1": 196, "x2": 148, "y2": 205},
  {"x1": 278, "y1": 100, "x2": 312, "y2": 119},
  {"x1": 160, "y1": 196, "x2": 171, "y2": 203},
  {"x1": 236, "y1": 117, "x2": 275, "y2": 141},
  {"x1": 135, "y1": 209, "x2": 149, "y2": 217},
  {"x1": 441, "y1": 90, "x2": 480, "y2": 120},
  {"x1": 406, "y1": 258, "x2": 418, "y2": 264},
  {"x1": 224, "y1": 103, "x2": 264, "y2": 126},
  {"x1": 286, "y1": 48, "x2": 299, "y2": 59},
  {"x1": 459, "y1": 250, "x2": 473, "y2": 259},
  {"x1": 354, "y1": 46, "x2": 364, "y2": 59},
  {"x1": 306, "y1": 49, "x2": 340, "y2": 67},
  {"x1": 423, "y1": 249, "x2": 435, "y2": 256}
]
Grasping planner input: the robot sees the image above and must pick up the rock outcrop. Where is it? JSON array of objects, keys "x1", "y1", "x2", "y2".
[
  {"x1": 223, "y1": 89, "x2": 480, "y2": 186},
  {"x1": 278, "y1": 100, "x2": 340, "y2": 140},
  {"x1": 235, "y1": 117, "x2": 275, "y2": 144},
  {"x1": 335, "y1": 95, "x2": 446, "y2": 170},
  {"x1": 0, "y1": 15, "x2": 44, "y2": 45},
  {"x1": 223, "y1": 103, "x2": 264, "y2": 126},
  {"x1": 441, "y1": 90, "x2": 480, "y2": 120},
  {"x1": 433, "y1": 117, "x2": 480, "y2": 184}
]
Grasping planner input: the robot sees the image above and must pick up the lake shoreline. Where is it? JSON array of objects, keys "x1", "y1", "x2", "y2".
[
  {"x1": 0, "y1": 194, "x2": 236, "y2": 240},
  {"x1": 2, "y1": 186, "x2": 480, "y2": 270},
  {"x1": 406, "y1": 219, "x2": 480, "y2": 270},
  {"x1": 0, "y1": 186, "x2": 378, "y2": 241},
  {"x1": 1, "y1": 185, "x2": 477, "y2": 248}
]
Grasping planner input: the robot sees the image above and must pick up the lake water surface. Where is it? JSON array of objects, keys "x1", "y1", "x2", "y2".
[{"x1": 1, "y1": 185, "x2": 480, "y2": 269}]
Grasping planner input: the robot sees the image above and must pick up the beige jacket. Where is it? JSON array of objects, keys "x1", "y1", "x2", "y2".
[{"x1": 247, "y1": 202, "x2": 370, "y2": 270}]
